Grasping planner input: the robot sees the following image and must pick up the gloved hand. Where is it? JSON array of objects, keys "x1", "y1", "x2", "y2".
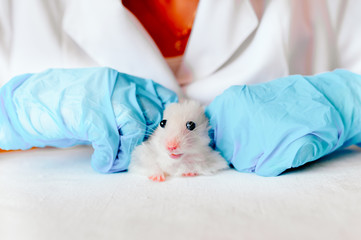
[
  {"x1": 206, "y1": 69, "x2": 361, "y2": 177},
  {"x1": 0, "y1": 67, "x2": 177, "y2": 173}
]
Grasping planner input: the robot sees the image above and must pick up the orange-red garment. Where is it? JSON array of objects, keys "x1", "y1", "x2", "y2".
[
  {"x1": 0, "y1": 148, "x2": 35, "y2": 153},
  {"x1": 122, "y1": 0, "x2": 199, "y2": 58}
]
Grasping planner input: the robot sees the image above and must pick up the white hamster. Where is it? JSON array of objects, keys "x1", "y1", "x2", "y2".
[{"x1": 129, "y1": 100, "x2": 229, "y2": 182}]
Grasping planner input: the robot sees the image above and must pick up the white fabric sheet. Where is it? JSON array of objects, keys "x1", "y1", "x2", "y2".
[{"x1": 1, "y1": 146, "x2": 361, "y2": 240}]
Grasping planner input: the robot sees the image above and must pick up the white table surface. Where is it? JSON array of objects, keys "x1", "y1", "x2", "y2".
[{"x1": 1, "y1": 145, "x2": 361, "y2": 240}]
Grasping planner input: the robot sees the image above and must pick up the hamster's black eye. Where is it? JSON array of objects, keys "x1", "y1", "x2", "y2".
[
  {"x1": 160, "y1": 119, "x2": 167, "y2": 128},
  {"x1": 186, "y1": 121, "x2": 196, "y2": 131}
]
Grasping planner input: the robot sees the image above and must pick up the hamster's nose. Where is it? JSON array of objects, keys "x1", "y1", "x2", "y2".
[{"x1": 166, "y1": 140, "x2": 180, "y2": 151}]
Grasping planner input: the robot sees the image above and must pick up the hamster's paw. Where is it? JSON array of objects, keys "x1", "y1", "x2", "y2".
[
  {"x1": 148, "y1": 173, "x2": 165, "y2": 182},
  {"x1": 182, "y1": 172, "x2": 198, "y2": 177}
]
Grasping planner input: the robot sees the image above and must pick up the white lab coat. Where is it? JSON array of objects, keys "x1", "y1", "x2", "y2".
[{"x1": 1, "y1": 0, "x2": 361, "y2": 104}]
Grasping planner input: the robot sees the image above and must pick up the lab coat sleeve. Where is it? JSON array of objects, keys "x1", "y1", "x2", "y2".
[
  {"x1": 332, "y1": 0, "x2": 361, "y2": 74},
  {"x1": 0, "y1": 0, "x2": 12, "y2": 83}
]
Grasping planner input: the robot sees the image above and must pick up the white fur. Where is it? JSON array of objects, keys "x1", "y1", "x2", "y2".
[{"x1": 129, "y1": 100, "x2": 229, "y2": 181}]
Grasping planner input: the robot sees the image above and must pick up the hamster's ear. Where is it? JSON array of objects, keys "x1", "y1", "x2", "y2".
[
  {"x1": 178, "y1": 97, "x2": 205, "y2": 107},
  {"x1": 179, "y1": 98, "x2": 207, "y2": 112},
  {"x1": 178, "y1": 96, "x2": 187, "y2": 103}
]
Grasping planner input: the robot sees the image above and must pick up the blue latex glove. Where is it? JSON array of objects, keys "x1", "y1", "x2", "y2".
[
  {"x1": 206, "y1": 69, "x2": 361, "y2": 177},
  {"x1": 0, "y1": 67, "x2": 177, "y2": 173}
]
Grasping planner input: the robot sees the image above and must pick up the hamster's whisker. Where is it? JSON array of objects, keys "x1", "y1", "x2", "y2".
[
  {"x1": 129, "y1": 118, "x2": 159, "y2": 136},
  {"x1": 128, "y1": 136, "x2": 136, "y2": 153},
  {"x1": 129, "y1": 118, "x2": 149, "y2": 129}
]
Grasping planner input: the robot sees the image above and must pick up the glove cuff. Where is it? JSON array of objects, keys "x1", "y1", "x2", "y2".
[{"x1": 0, "y1": 73, "x2": 33, "y2": 150}]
